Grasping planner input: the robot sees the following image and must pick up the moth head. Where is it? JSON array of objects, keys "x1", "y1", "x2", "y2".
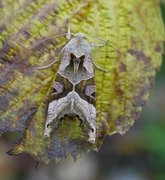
[
  {"x1": 75, "y1": 32, "x2": 85, "y2": 40},
  {"x1": 74, "y1": 33, "x2": 88, "y2": 47}
]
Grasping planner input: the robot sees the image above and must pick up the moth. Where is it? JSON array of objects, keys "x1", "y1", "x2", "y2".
[{"x1": 34, "y1": 20, "x2": 106, "y2": 144}]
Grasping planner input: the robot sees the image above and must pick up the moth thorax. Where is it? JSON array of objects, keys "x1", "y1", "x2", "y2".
[{"x1": 70, "y1": 53, "x2": 85, "y2": 74}]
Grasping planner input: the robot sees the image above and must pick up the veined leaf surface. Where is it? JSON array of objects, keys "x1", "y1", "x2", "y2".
[{"x1": 0, "y1": 0, "x2": 164, "y2": 163}]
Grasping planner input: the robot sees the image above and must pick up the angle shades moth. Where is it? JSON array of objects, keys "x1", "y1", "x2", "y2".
[{"x1": 33, "y1": 20, "x2": 106, "y2": 144}]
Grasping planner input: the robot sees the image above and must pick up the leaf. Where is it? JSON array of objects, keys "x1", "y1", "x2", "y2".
[{"x1": 0, "y1": 0, "x2": 164, "y2": 163}]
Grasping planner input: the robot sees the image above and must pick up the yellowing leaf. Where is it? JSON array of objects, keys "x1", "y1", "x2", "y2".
[{"x1": 0, "y1": 0, "x2": 164, "y2": 163}]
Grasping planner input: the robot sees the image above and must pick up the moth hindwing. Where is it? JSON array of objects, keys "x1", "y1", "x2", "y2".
[{"x1": 43, "y1": 33, "x2": 97, "y2": 144}]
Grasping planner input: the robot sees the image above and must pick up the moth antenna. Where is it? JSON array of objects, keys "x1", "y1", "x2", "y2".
[
  {"x1": 37, "y1": 47, "x2": 65, "y2": 70},
  {"x1": 83, "y1": 33, "x2": 116, "y2": 49},
  {"x1": 27, "y1": 33, "x2": 74, "y2": 49},
  {"x1": 66, "y1": 18, "x2": 71, "y2": 40},
  {"x1": 37, "y1": 59, "x2": 59, "y2": 70}
]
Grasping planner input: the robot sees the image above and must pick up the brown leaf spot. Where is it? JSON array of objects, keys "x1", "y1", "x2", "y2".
[
  {"x1": 0, "y1": 25, "x2": 6, "y2": 33},
  {"x1": 119, "y1": 63, "x2": 126, "y2": 72},
  {"x1": 15, "y1": 107, "x2": 37, "y2": 130},
  {"x1": 133, "y1": 95, "x2": 145, "y2": 107},
  {"x1": 0, "y1": 1, "x2": 3, "y2": 8},
  {"x1": 155, "y1": 44, "x2": 163, "y2": 53},
  {"x1": 20, "y1": 30, "x2": 31, "y2": 39},
  {"x1": 0, "y1": 107, "x2": 37, "y2": 134},
  {"x1": 140, "y1": 84, "x2": 150, "y2": 96},
  {"x1": 113, "y1": 69, "x2": 124, "y2": 96},
  {"x1": 115, "y1": 116, "x2": 130, "y2": 135},
  {"x1": 128, "y1": 49, "x2": 151, "y2": 66},
  {"x1": 0, "y1": 43, "x2": 13, "y2": 62},
  {"x1": 132, "y1": 111, "x2": 141, "y2": 121},
  {"x1": 115, "y1": 116, "x2": 124, "y2": 127},
  {"x1": 38, "y1": 3, "x2": 59, "y2": 22},
  {"x1": 148, "y1": 76, "x2": 155, "y2": 89},
  {"x1": 0, "y1": 95, "x2": 10, "y2": 112}
]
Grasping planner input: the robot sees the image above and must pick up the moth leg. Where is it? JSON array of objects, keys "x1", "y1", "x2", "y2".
[
  {"x1": 92, "y1": 62, "x2": 109, "y2": 72},
  {"x1": 90, "y1": 42, "x2": 107, "y2": 48},
  {"x1": 86, "y1": 52, "x2": 108, "y2": 72},
  {"x1": 37, "y1": 59, "x2": 59, "y2": 70},
  {"x1": 37, "y1": 47, "x2": 65, "y2": 70}
]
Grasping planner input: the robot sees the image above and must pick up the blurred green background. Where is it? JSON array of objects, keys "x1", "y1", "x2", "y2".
[{"x1": 0, "y1": 2, "x2": 165, "y2": 180}]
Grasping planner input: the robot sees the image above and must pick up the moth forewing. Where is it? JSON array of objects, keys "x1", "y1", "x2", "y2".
[
  {"x1": 43, "y1": 33, "x2": 97, "y2": 144},
  {"x1": 44, "y1": 91, "x2": 96, "y2": 143}
]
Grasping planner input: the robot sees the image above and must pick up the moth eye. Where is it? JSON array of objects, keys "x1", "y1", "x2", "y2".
[{"x1": 47, "y1": 123, "x2": 50, "y2": 128}]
